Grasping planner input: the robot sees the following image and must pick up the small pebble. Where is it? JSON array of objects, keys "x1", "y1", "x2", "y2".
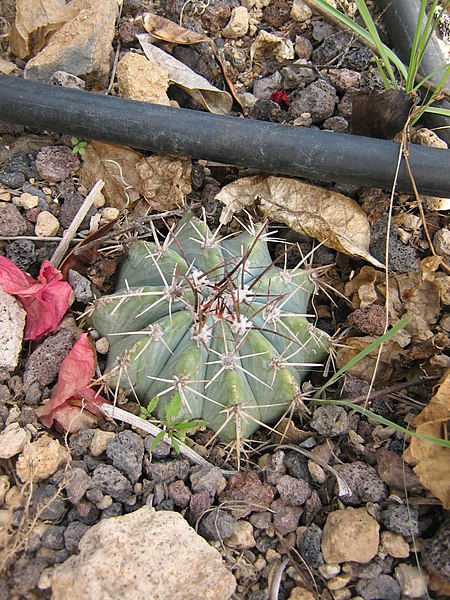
[
  {"x1": 310, "y1": 405, "x2": 349, "y2": 436},
  {"x1": 326, "y1": 573, "x2": 352, "y2": 591},
  {"x1": 318, "y1": 563, "x2": 341, "y2": 579},
  {"x1": 225, "y1": 519, "x2": 256, "y2": 550},
  {"x1": 101, "y1": 207, "x2": 120, "y2": 222},
  {"x1": 380, "y1": 531, "x2": 410, "y2": 558},
  {"x1": 394, "y1": 563, "x2": 428, "y2": 598},
  {"x1": 95, "y1": 337, "x2": 110, "y2": 354},
  {"x1": 18, "y1": 192, "x2": 39, "y2": 209},
  {"x1": 89, "y1": 430, "x2": 116, "y2": 456},
  {"x1": 0, "y1": 423, "x2": 31, "y2": 459},
  {"x1": 35, "y1": 211, "x2": 60, "y2": 237}
]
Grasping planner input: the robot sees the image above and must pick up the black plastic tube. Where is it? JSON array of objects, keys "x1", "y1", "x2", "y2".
[
  {"x1": 0, "y1": 75, "x2": 449, "y2": 197},
  {"x1": 376, "y1": 0, "x2": 450, "y2": 145}
]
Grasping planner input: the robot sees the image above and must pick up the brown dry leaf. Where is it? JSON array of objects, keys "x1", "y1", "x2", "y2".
[
  {"x1": 335, "y1": 336, "x2": 403, "y2": 384},
  {"x1": 9, "y1": 0, "x2": 72, "y2": 59},
  {"x1": 138, "y1": 33, "x2": 233, "y2": 115},
  {"x1": 78, "y1": 142, "x2": 143, "y2": 209},
  {"x1": 216, "y1": 175, "x2": 383, "y2": 267},
  {"x1": 405, "y1": 369, "x2": 450, "y2": 509},
  {"x1": 344, "y1": 266, "x2": 383, "y2": 308},
  {"x1": 141, "y1": 14, "x2": 243, "y2": 110},
  {"x1": 136, "y1": 155, "x2": 192, "y2": 211},
  {"x1": 142, "y1": 13, "x2": 209, "y2": 44}
]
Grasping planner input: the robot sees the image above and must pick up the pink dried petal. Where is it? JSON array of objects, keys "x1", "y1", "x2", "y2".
[
  {"x1": 36, "y1": 334, "x2": 109, "y2": 432},
  {"x1": 0, "y1": 257, "x2": 72, "y2": 340}
]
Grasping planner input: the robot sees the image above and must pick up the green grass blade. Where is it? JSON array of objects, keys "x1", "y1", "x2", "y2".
[
  {"x1": 314, "y1": 398, "x2": 450, "y2": 449},
  {"x1": 354, "y1": 0, "x2": 398, "y2": 86},
  {"x1": 314, "y1": 317, "x2": 410, "y2": 398}
]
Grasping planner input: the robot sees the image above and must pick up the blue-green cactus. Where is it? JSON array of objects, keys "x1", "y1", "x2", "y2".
[{"x1": 89, "y1": 212, "x2": 329, "y2": 442}]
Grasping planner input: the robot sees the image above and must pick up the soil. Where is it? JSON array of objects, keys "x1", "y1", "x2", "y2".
[{"x1": 0, "y1": 1, "x2": 449, "y2": 599}]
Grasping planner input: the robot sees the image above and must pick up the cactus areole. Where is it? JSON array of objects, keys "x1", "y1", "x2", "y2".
[{"x1": 89, "y1": 212, "x2": 330, "y2": 442}]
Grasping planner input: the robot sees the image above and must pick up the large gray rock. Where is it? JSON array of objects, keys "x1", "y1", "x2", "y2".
[{"x1": 50, "y1": 507, "x2": 236, "y2": 600}]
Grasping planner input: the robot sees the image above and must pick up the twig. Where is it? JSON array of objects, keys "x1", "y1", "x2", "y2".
[
  {"x1": 0, "y1": 236, "x2": 82, "y2": 242},
  {"x1": 343, "y1": 375, "x2": 440, "y2": 405},
  {"x1": 100, "y1": 403, "x2": 235, "y2": 475},
  {"x1": 261, "y1": 443, "x2": 352, "y2": 498},
  {"x1": 269, "y1": 558, "x2": 290, "y2": 600},
  {"x1": 73, "y1": 203, "x2": 200, "y2": 256},
  {"x1": 50, "y1": 180, "x2": 105, "y2": 268}
]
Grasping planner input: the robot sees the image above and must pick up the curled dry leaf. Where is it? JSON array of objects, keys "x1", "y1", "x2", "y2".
[
  {"x1": 138, "y1": 33, "x2": 233, "y2": 115},
  {"x1": 9, "y1": 0, "x2": 72, "y2": 59},
  {"x1": 142, "y1": 13, "x2": 209, "y2": 44},
  {"x1": 136, "y1": 155, "x2": 192, "y2": 211},
  {"x1": 216, "y1": 175, "x2": 383, "y2": 267},
  {"x1": 405, "y1": 369, "x2": 450, "y2": 509},
  {"x1": 0, "y1": 257, "x2": 72, "y2": 341},
  {"x1": 141, "y1": 13, "x2": 243, "y2": 109},
  {"x1": 78, "y1": 141, "x2": 143, "y2": 209},
  {"x1": 35, "y1": 333, "x2": 110, "y2": 432}
]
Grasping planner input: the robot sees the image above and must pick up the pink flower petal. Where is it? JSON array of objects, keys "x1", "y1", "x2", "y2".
[
  {"x1": 0, "y1": 257, "x2": 72, "y2": 340},
  {"x1": 36, "y1": 334, "x2": 110, "y2": 432}
]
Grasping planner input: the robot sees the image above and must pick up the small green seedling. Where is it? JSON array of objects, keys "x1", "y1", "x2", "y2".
[
  {"x1": 140, "y1": 393, "x2": 206, "y2": 454},
  {"x1": 71, "y1": 136, "x2": 87, "y2": 156}
]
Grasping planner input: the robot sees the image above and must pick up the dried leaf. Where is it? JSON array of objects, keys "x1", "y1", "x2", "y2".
[
  {"x1": 141, "y1": 14, "x2": 243, "y2": 110},
  {"x1": 59, "y1": 220, "x2": 117, "y2": 279},
  {"x1": 0, "y1": 257, "x2": 72, "y2": 341},
  {"x1": 35, "y1": 333, "x2": 109, "y2": 432},
  {"x1": 142, "y1": 13, "x2": 209, "y2": 44},
  {"x1": 9, "y1": 0, "x2": 72, "y2": 59},
  {"x1": 405, "y1": 369, "x2": 450, "y2": 509},
  {"x1": 136, "y1": 155, "x2": 192, "y2": 211},
  {"x1": 138, "y1": 33, "x2": 233, "y2": 115},
  {"x1": 216, "y1": 175, "x2": 383, "y2": 267},
  {"x1": 78, "y1": 141, "x2": 143, "y2": 209}
]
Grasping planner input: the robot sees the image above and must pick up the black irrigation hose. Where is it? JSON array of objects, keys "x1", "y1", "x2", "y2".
[
  {"x1": 0, "y1": 75, "x2": 449, "y2": 197},
  {"x1": 376, "y1": 0, "x2": 450, "y2": 145}
]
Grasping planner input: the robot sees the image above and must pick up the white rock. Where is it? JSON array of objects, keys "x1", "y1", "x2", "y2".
[
  {"x1": 380, "y1": 531, "x2": 409, "y2": 558},
  {"x1": 0, "y1": 423, "x2": 31, "y2": 459},
  {"x1": 35, "y1": 211, "x2": 60, "y2": 237},
  {"x1": 225, "y1": 520, "x2": 256, "y2": 550},
  {"x1": 321, "y1": 507, "x2": 379, "y2": 564},
  {"x1": 89, "y1": 430, "x2": 116, "y2": 456},
  {"x1": 50, "y1": 507, "x2": 236, "y2": 600},
  {"x1": 0, "y1": 289, "x2": 26, "y2": 371},
  {"x1": 434, "y1": 228, "x2": 450, "y2": 262},
  {"x1": 395, "y1": 563, "x2": 428, "y2": 598},
  {"x1": 291, "y1": 0, "x2": 313, "y2": 23},
  {"x1": 95, "y1": 337, "x2": 110, "y2": 354},
  {"x1": 101, "y1": 207, "x2": 120, "y2": 222},
  {"x1": 222, "y1": 7, "x2": 249, "y2": 39},
  {"x1": 16, "y1": 434, "x2": 70, "y2": 483},
  {"x1": 18, "y1": 192, "x2": 39, "y2": 209}
]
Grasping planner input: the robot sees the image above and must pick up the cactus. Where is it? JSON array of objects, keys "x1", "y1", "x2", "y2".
[{"x1": 89, "y1": 212, "x2": 330, "y2": 443}]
